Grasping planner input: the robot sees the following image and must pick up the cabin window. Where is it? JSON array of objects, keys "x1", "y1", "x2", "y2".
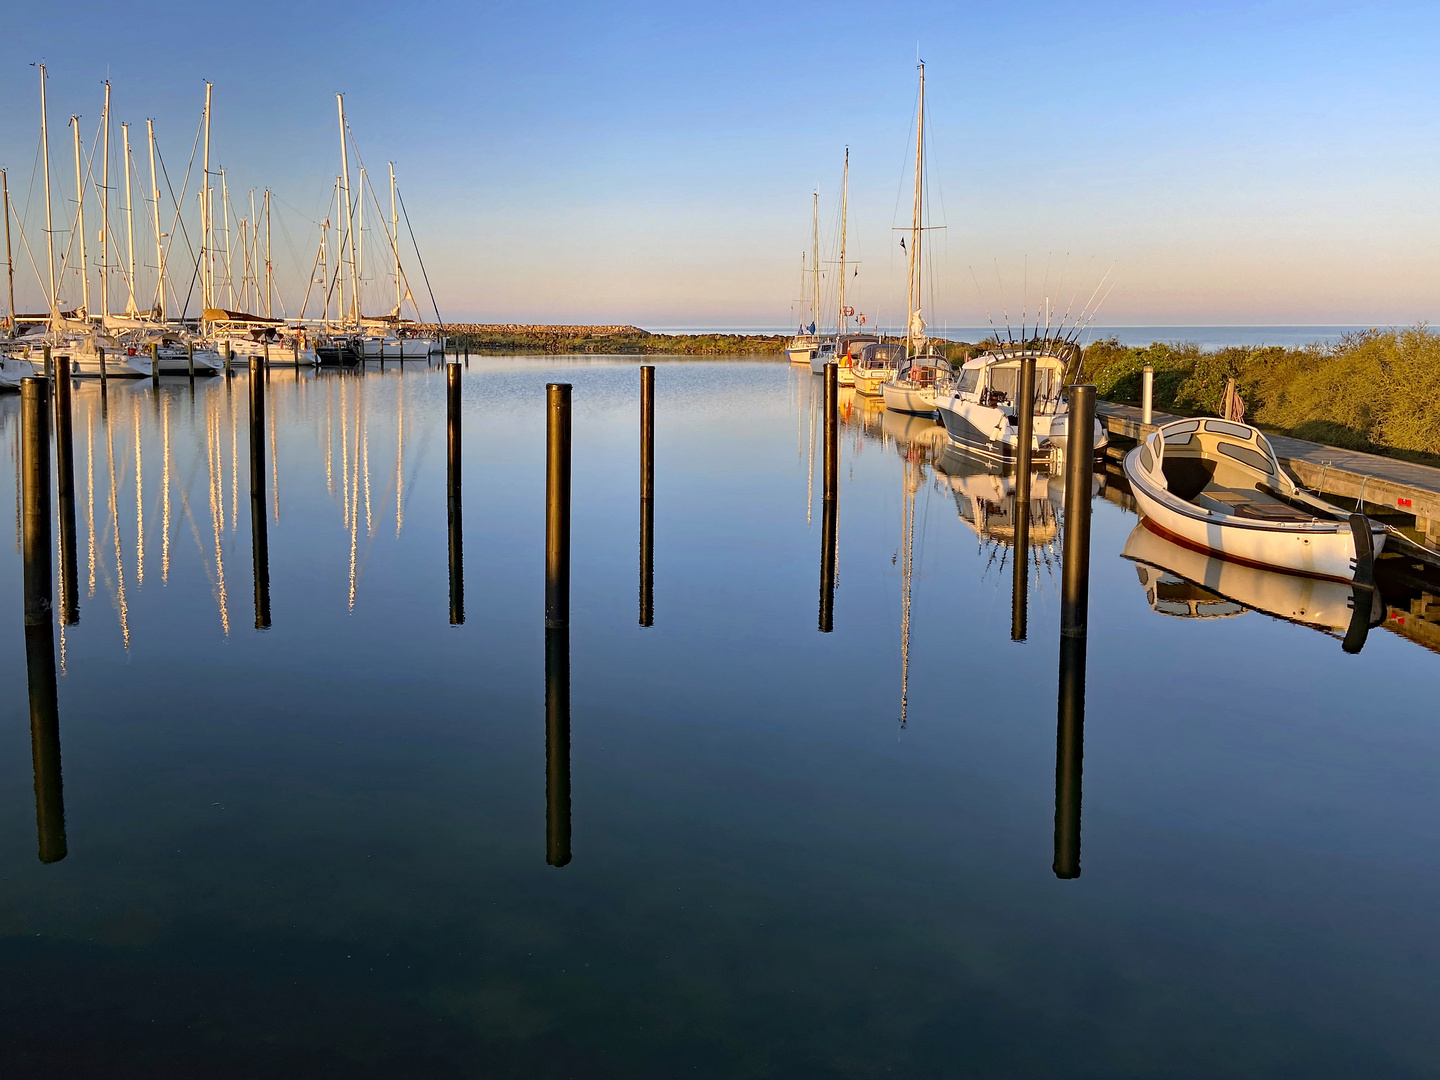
[
  {"x1": 1204, "y1": 419, "x2": 1254, "y2": 440},
  {"x1": 988, "y1": 366, "x2": 1018, "y2": 400},
  {"x1": 958, "y1": 368, "x2": 981, "y2": 394},
  {"x1": 1167, "y1": 420, "x2": 1200, "y2": 435},
  {"x1": 1163, "y1": 431, "x2": 1194, "y2": 446},
  {"x1": 1217, "y1": 441, "x2": 1274, "y2": 474},
  {"x1": 1139, "y1": 446, "x2": 1154, "y2": 472}
]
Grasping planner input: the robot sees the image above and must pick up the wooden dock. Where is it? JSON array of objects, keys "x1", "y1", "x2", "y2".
[{"x1": 1096, "y1": 401, "x2": 1440, "y2": 549}]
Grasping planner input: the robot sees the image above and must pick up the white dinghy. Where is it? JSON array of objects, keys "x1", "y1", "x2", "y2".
[{"x1": 1123, "y1": 417, "x2": 1384, "y2": 583}]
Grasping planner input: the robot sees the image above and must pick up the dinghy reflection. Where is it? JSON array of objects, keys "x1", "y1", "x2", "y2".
[{"x1": 1122, "y1": 521, "x2": 1382, "y2": 652}]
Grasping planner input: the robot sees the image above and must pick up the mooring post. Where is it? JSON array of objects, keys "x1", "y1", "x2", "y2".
[
  {"x1": 823, "y1": 362, "x2": 838, "y2": 501},
  {"x1": 148, "y1": 342, "x2": 158, "y2": 385},
  {"x1": 187, "y1": 339, "x2": 195, "y2": 380},
  {"x1": 223, "y1": 339, "x2": 231, "y2": 377},
  {"x1": 1142, "y1": 363, "x2": 1154, "y2": 427},
  {"x1": 21, "y1": 377, "x2": 65, "y2": 864},
  {"x1": 640, "y1": 365, "x2": 654, "y2": 627},
  {"x1": 1060, "y1": 385, "x2": 1096, "y2": 638},
  {"x1": 546, "y1": 384, "x2": 572, "y2": 629},
  {"x1": 263, "y1": 341, "x2": 271, "y2": 386},
  {"x1": 99, "y1": 346, "x2": 108, "y2": 386},
  {"x1": 545, "y1": 624, "x2": 572, "y2": 866},
  {"x1": 447, "y1": 362, "x2": 464, "y2": 626},
  {"x1": 249, "y1": 357, "x2": 270, "y2": 629},
  {"x1": 42, "y1": 345, "x2": 52, "y2": 382},
  {"x1": 1053, "y1": 634, "x2": 1086, "y2": 878},
  {"x1": 53, "y1": 361, "x2": 79, "y2": 626},
  {"x1": 1012, "y1": 355, "x2": 1036, "y2": 642}
]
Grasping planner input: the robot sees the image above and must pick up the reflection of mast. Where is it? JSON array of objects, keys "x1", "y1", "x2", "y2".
[
  {"x1": 86, "y1": 404, "x2": 96, "y2": 596},
  {"x1": 133, "y1": 397, "x2": 144, "y2": 585},
  {"x1": 104, "y1": 402, "x2": 130, "y2": 650},
  {"x1": 161, "y1": 396, "x2": 171, "y2": 582},
  {"x1": 806, "y1": 379, "x2": 816, "y2": 526},
  {"x1": 395, "y1": 376, "x2": 404, "y2": 537},
  {"x1": 206, "y1": 400, "x2": 231, "y2": 635},
  {"x1": 898, "y1": 454, "x2": 919, "y2": 726}
]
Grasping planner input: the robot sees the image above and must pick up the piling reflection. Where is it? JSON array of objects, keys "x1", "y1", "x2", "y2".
[
  {"x1": 820, "y1": 363, "x2": 838, "y2": 632},
  {"x1": 640, "y1": 365, "x2": 654, "y2": 627},
  {"x1": 249, "y1": 360, "x2": 271, "y2": 629},
  {"x1": 1053, "y1": 634, "x2": 1085, "y2": 879},
  {"x1": 21, "y1": 378, "x2": 65, "y2": 864},
  {"x1": 545, "y1": 626, "x2": 572, "y2": 866},
  {"x1": 54, "y1": 372, "x2": 79, "y2": 626},
  {"x1": 447, "y1": 363, "x2": 463, "y2": 625}
]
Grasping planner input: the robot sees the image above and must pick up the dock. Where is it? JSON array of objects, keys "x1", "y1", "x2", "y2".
[{"x1": 1097, "y1": 401, "x2": 1440, "y2": 547}]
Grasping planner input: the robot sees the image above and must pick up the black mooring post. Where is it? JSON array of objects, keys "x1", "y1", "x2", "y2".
[
  {"x1": 819, "y1": 362, "x2": 838, "y2": 632},
  {"x1": 1012, "y1": 355, "x2": 1036, "y2": 642},
  {"x1": 21, "y1": 377, "x2": 65, "y2": 864},
  {"x1": 545, "y1": 384, "x2": 572, "y2": 629},
  {"x1": 53, "y1": 363, "x2": 78, "y2": 626},
  {"x1": 1060, "y1": 385, "x2": 1096, "y2": 638},
  {"x1": 249, "y1": 357, "x2": 270, "y2": 629},
  {"x1": 545, "y1": 625, "x2": 572, "y2": 866},
  {"x1": 640, "y1": 365, "x2": 654, "y2": 627},
  {"x1": 447, "y1": 362, "x2": 464, "y2": 626},
  {"x1": 1053, "y1": 634, "x2": 1086, "y2": 879},
  {"x1": 819, "y1": 497, "x2": 837, "y2": 633},
  {"x1": 823, "y1": 362, "x2": 838, "y2": 501}
]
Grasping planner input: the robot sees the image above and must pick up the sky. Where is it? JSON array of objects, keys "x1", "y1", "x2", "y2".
[{"x1": 2, "y1": 0, "x2": 1439, "y2": 329}]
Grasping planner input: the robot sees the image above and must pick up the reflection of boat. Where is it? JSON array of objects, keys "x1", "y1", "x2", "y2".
[
  {"x1": 880, "y1": 411, "x2": 947, "y2": 463},
  {"x1": 1124, "y1": 417, "x2": 1385, "y2": 582},
  {"x1": 935, "y1": 447, "x2": 1071, "y2": 552},
  {"x1": 1123, "y1": 520, "x2": 1382, "y2": 644},
  {"x1": 934, "y1": 344, "x2": 1108, "y2": 463}
]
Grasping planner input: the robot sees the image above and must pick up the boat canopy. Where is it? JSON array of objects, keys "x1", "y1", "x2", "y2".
[{"x1": 204, "y1": 307, "x2": 284, "y2": 325}]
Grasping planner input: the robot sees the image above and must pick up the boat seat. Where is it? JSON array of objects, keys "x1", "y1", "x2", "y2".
[{"x1": 1160, "y1": 456, "x2": 1216, "y2": 500}]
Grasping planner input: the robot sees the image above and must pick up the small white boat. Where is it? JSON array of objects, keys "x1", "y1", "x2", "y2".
[
  {"x1": 0, "y1": 351, "x2": 37, "y2": 390},
  {"x1": 880, "y1": 352, "x2": 951, "y2": 417},
  {"x1": 934, "y1": 346, "x2": 1107, "y2": 464},
  {"x1": 218, "y1": 328, "x2": 320, "y2": 367},
  {"x1": 851, "y1": 341, "x2": 904, "y2": 396},
  {"x1": 1123, "y1": 417, "x2": 1385, "y2": 582},
  {"x1": 809, "y1": 340, "x2": 835, "y2": 375},
  {"x1": 1123, "y1": 520, "x2": 1382, "y2": 650},
  {"x1": 786, "y1": 334, "x2": 820, "y2": 365},
  {"x1": 12, "y1": 331, "x2": 153, "y2": 377}
]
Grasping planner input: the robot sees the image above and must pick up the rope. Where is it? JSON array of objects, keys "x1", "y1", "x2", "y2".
[{"x1": 395, "y1": 186, "x2": 443, "y2": 334}]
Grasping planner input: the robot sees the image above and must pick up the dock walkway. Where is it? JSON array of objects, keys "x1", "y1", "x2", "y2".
[{"x1": 1096, "y1": 401, "x2": 1440, "y2": 548}]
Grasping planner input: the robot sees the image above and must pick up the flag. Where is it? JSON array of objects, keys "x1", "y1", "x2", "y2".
[
  {"x1": 859, "y1": 314, "x2": 867, "y2": 326},
  {"x1": 899, "y1": 237, "x2": 906, "y2": 252}
]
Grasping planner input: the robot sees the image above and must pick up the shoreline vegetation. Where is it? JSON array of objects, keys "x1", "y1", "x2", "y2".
[
  {"x1": 421, "y1": 324, "x2": 786, "y2": 355},
  {"x1": 421, "y1": 323, "x2": 1440, "y2": 464}
]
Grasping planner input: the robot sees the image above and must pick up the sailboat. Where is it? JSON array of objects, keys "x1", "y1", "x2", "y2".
[
  {"x1": 881, "y1": 61, "x2": 952, "y2": 416},
  {"x1": 810, "y1": 149, "x2": 875, "y2": 380},
  {"x1": 786, "y1": 193, "x2": 822, "y2": 364}
]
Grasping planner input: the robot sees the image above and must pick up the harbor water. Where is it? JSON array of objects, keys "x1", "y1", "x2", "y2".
[{"x1": 0, "y1": 358, "x2": 1436, "y2": 1077}]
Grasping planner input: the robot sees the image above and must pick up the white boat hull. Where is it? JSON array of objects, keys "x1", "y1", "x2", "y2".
[
  {"x1": 1124, "y1": 446, "x2": 1385, "y2": 582},
  {"x1": 880, "y1": 381, "x2": 937, "y2": 416}
]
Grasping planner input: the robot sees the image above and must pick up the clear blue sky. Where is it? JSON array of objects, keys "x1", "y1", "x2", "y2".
[{"x1": 3, "y1": 1, "x2": 1438, "y2": 328}]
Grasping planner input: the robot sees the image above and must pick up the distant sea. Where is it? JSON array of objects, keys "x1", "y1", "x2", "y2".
[{"x1": 650, "y1": 325, "x2": 1386, "y2": 349}]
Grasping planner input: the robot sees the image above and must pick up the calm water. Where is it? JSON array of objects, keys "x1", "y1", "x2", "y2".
[
  {"x1": 664, "y1": 326, "x2": 1380, "y2": 349},
  {"x1": 0, "y1": 358, "x2": 1437, "y2": 1078}
]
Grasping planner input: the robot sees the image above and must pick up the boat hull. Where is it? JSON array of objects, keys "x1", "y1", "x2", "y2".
[
  {"x1": 851, "y1": 369, "x2": 893, "y2": 396},
  {"x1": 880, "y1": 381, "x2": 937, "y2": 417},
  {"x1": 1123, "y1": 446, "x2": 1386, "y2": 582},
  {"x1": 785, "y1": 346, "x2": 816, "y2": 364}
]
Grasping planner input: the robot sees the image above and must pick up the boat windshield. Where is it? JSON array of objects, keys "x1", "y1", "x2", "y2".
[{"x1": 957, "y1": 368, "x2": 981, "y2": 394}]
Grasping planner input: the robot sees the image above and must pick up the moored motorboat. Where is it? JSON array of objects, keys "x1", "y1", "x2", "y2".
[
  {"x1": 851, "y1": 341, "x2": 903, "y2": 395},
  {"x1": 933, "y1": 344, "x2": 1107, "y2": 463},
  {"x1": 1123, "y1": 417, "x2": 1385, "y2": 582}
]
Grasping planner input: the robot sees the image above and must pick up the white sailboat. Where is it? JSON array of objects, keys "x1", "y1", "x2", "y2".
[{"x1": 786, "y1": 193, "x2": 822, "y2": 364}]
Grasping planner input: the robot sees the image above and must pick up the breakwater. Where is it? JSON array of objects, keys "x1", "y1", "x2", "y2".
[{"x1": 419, "y1": 324, "x2": 785, "y2": 355}]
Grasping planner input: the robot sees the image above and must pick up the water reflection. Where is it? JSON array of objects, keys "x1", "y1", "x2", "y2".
[
  {"x1": 1123, "y1": 521, "x2": 1383, "y2": 652},
  {"x1": 545, "y1": 626, "x2": 572, "y2": 867},
  {"x1": 1053, "y1": 635, "x2": 1084, "y2": 879}
]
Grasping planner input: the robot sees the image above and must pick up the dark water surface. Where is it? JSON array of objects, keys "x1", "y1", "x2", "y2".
[{"x1": 0, "y1": 358, "x2": 1436, "y2": 1078}]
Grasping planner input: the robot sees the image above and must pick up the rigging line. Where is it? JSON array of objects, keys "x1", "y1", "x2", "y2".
[
  {"x1": 395, "y1": 186, "x2": 443, "y2": 329},
  {"x1": 968, "y1": 265, "x2": 1000, "y2": 342},
  {"x1": 155, "y1": 134, "x2": 199, "y2": 305},
  {"x1": 993, "y1": 260, "x2": 1016, "y2": 345}
]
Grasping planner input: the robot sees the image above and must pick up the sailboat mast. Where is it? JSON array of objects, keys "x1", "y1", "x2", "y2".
[
  {"x1": 122, "y1": 122, "x2": 137, "y2": 315},
  {"x1": 2, "y1": 171, "x2": 14, "y2": 334},
  {"x1": 201, "y1": 82, "x2": 212, "y2": 313},
  {"x1": 39, "y1": 65, "x2": 58, "y2": 323},
  {"x1": 71, "y1": 116, "x2": 89, "y2": 317},
  {"x1": 264, "y1": 190, "x2": 272, "y2": 319},
  {"x1": 332, "y1": 176, "x2": 342, "y2": 327},
  {"x1": 336, "y1": 94, "x2": 359, "y2": 324},
  {"x1": 906, "y1": 62, "x2": 925, "y2": 355},
  {"x1": 811, "y1": 190, "x2": 819, "y2": 333},
  {"x1": 356, "y1": 167, "x2": 365, "y2": 295},
  {"x1": 390, "y1": 163, "x2": 401, "y2": 316},
  {"x1": 837, "y1": 148, "x2": 848, "y2": 335},
  {"x1": 221, "y1": 168, "x2": 233, "y2": 308},
  {"x1": 101, "y1": 82, "x2": 110, "y2": 319},
  {"x1": 147, "y1": 119, "x2": 163, "y2": 318}
]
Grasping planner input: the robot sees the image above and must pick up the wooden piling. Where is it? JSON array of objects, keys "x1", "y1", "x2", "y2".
[
  {"x1": 249, "y1": 357, "x2": 270, "y2": 629},
  {"x1": 545, "y1": 626, "x2": 572, "y2": 867},
  {"x1": 447, "y1": 362, "x2": 464, "y2": 625},
  {"x1": 640, "y1": 365, "x2": 654, "y2": 627},
  {"x1": 21, "y1": 377, "x2": 65, "y2": 863},
  {"x1": 823, "y1": 362, "x2": 838, "y2": 501},
  {"x1": 1012, "y1": 355, "x2": 1036, "y2": 642},
  {"x1": 1060, "y1": 385, "x2": 1096, "y2": 638},
  {"x1": 187, "y1": 339, "x2": 195, "y2": 379},
  {"x1": 545, "y1": 383, "x2": 572, "y2": 629},
  {"x1": 99, "y1": 346, "x2": 108, "y2": 386},
  {"x1": 42, "y1": 345, "x2": 52, "y2": 382}
]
